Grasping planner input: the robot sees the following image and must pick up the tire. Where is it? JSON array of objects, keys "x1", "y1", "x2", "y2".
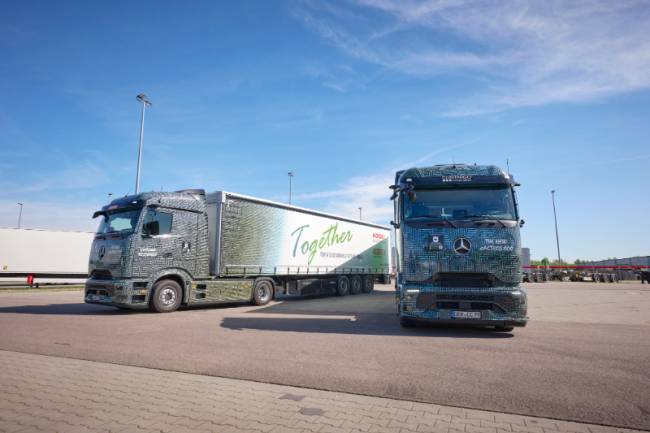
[
  {"x1": 336, "y1": 276, "x2": 350, "y2": 296},
  {"x1": 253, "y1": 279, "x2": 273, "y2": 306},
  {"x1": 495, "y1": 326, "x2": 514, "y2": 332},
  {"x1": 362, "y1": 276, "x2": 374, "y2": 293},
  {"x1": 400, "y1": 316, "x2": 416, "y2": 328},
  {"x1": 350, "y1": 275, "x2": 362, "y2": 295},
  {"x1": 151, "y1": 279, "x2": 182, "y2": 313}
]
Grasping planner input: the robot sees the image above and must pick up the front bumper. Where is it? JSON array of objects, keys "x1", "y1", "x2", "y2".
[
  {"x1": 84, "y1": 278, "x2": 150, "y2": 309},
  {"x1": 397, "y1": 283, "x2": 528, "y2": 327}
]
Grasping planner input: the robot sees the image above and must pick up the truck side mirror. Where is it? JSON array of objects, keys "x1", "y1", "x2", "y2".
[
  {"x1": 519, "y1": 219, "x2": 525, "y2": 227},
  {"x1": 390, "y1": 220, "x2": 400, "y2": 229}
]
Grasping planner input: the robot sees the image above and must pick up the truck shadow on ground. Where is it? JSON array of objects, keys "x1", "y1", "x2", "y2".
[
  {"x1": 220, "y1": 315, "x2": 514, "y2": 339},
  {"x1": 0, "y1": 303, "x2": 140, "y2": 315}
]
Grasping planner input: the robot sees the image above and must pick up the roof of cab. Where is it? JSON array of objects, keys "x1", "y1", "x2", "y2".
[{"x1": 395, "y1": 164, "x2": 517, "y2": 186}]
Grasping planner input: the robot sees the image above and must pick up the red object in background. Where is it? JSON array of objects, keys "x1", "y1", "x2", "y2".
[
  {"x1": 26, "y1": 274, "x2": 34, "y2": 286},
  {"x1": 524, "y1": 265, "x2": 648, "y2": 269}
]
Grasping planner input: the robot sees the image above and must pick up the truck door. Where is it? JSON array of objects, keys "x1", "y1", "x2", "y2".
[{"x1": 140, "y1": 208, "x2": 197, "y2": 276}]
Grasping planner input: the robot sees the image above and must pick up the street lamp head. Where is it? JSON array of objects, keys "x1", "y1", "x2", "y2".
[
  {"x1": 551, "y1": 190, "x2": 555, "y2": 194},
  {"x1": 288, "y1": 171, "x2": 294, "y2": 177},
  {"x1": 17, "y1": 202, "x2": 23, "y2": 206},
  {"x1": 136, "y1": 93, "x2": 152, "y2": 106}
]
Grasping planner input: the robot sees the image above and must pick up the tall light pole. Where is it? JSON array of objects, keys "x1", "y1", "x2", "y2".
[
  {"x1": 358, "y1": 207, "x2": 362, "y2": 220},
  {"x1": 288, "y1": 171, "x2": 294, "y2": 204},
  {"x1": 135, "y1": 94, "x2": 152, "y2": 195},
  {"x1": 551, "y1": 190, "x2": 561, "y2": 265},
  {"x1": 17, "y1": 203, "x2": 23, "y2": 228}
]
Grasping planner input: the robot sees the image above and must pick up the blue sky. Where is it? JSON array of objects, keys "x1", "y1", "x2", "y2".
[{"x1": 1, "y1": 0, "x2": 649, "y2": 261}]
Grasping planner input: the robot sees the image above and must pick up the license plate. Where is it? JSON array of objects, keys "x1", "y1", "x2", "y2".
[
  {"x1": 89, "y1": 294, "x2": 105, "y2": 302},
  {"x1": 451, "y1": 311, "x2": 481, "y2": 319}
]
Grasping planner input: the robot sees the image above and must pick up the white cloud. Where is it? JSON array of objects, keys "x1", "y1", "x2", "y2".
[{"x1": 296, "y1": 0, "x2": 650, "y2": 114}]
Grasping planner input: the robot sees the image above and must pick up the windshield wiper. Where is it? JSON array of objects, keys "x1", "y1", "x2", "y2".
[
  {"x1": 406, "y1": 217, "x2": 457, "y2": 228},
  {"x1": 459, "y1": 215, "x2": 508, "y2": 227}
]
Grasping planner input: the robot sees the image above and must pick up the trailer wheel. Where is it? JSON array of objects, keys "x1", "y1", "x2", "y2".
[
  {"x1": 362, "y1": 276, "x2": 374, "y2": 293},
  {"x1": 151, "y1": 279, "x2": 182, "y2": 313},
  {"x1": 253, "y1": 280, "x2": 273, "y2": 306},
  {"x1": 350, "y1": 275, "x2": 362, "y2": 295},
  {"x1": 336, "y1": 276, "x2": 350, "y2": 296}
]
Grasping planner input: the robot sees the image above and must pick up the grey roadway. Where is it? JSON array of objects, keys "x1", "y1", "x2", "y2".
[{"x1": 0, "y1": 282, "x2": 648, "y2": 431}]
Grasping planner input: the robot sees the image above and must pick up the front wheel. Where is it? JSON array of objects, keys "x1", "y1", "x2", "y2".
[
  {"x1": 151, "y1": 279, "x2": 182, "y2": 313},
  {"x1": 253, "y1": 279, "x2": 274, "y2": 306}
]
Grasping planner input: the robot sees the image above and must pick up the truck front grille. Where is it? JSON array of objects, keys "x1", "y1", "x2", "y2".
[
  {"x1": 90, "y1": 270, "x2": 113, "y2": 280},
  {"x1": 433, "y1": 272, "x2": 497, "y2": 288},
  {"x1": 416, "y1": 292, "x2": 519, "y2": 313},
  {"x1": 86, "y1": 287, "x2": 113, "y2": 297}
]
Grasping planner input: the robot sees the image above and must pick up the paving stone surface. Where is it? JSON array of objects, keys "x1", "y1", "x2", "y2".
[{"x1": 0, "y1": 350, "x2": 643, "y2": 433}]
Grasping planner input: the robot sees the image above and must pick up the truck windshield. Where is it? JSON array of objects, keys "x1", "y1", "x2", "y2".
[
  {"x1": 96, "y1": 209, "x2": 142, "y2": 234},
  {"x1": 403, "y1": 187, "x2": 516, "y2": 221}
]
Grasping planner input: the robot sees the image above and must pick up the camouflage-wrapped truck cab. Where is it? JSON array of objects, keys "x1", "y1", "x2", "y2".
[{"x1": 391, "y1": 164, "x2": 528, "y2": 330}]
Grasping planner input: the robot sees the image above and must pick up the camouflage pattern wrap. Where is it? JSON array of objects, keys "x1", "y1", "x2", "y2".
[
  {"x1": 394, "y1": 164, "x2": 528, "y2": 327},
  {"x1": 401, "y1": 225, "x2": 521, "y2": 285},
  {"x1": 85, "y1": 191, "x2": 212, "y2": 309},
  {"x1": 190, "y1": 280, "x2": 254, "y2": 304},
  {"x1": 399, "y1": 164, "x2": 504, "y2": 179},
  {"x1": 217, "y1": 194, "x2": 390, "y2": 277}
]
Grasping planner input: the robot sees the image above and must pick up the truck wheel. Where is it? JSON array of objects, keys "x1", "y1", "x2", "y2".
[
  {"x1": 336, "y1": 276, "x2": 349, "y2": 296},
  {"x1": 400, "y1": 316, "x2": 416, "y2": 328},
  {"x1": 151, "y1": 279, "x2": 182, "y2": 313},
  {"x1": 362, "y1": 276, "x2": 374, "y2": 293},
  {"x1": 350, "y1": 275, "x2": 362, "y2": 295},
  {"x1": 253, "y1": 280, "x2": 273, "y2": 306}
]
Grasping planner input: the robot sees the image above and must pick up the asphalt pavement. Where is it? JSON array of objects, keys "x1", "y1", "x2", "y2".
[{"x1": 0, "y1": 282, "x2": 648, "y2": 430}]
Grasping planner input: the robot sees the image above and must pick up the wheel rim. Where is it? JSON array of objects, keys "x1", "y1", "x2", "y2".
[
  {"x1": 257, "y1": 284, "x2": 270, "y2": 302},
  {"x1": 340, "y1": 279, "x2": 349, "y2": 293},
  {"x1": 160, "y1": 287, "x2": 176, "y2": 306}
]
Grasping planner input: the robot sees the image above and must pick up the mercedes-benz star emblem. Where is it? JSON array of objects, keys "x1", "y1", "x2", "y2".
[
  {"x1": 453, "y1": 237, "x2": 471, "y2": 254},
  {"x1": 98, "y1": 245, "x2": 106, "y2": 260}
]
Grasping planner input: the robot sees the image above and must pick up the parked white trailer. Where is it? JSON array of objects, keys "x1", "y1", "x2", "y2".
[{"x1": 0, "y1": 228, "x2": 93, "y2": 283}]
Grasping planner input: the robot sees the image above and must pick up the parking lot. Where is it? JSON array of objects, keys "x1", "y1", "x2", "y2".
[{"x1": 0, "y1": 282, "x2": 648, "y2": 431}]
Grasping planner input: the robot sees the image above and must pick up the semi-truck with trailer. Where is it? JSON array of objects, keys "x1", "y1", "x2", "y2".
[
  {"x1": 390, "y1": 164, "x2": 528, "y2": 331},
  {"x1": 85, "y1": 190, "x2": 391, "y2": 312},
  {"x1": 0, "y1": 228, "x2": 93, "y2": 285}
]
